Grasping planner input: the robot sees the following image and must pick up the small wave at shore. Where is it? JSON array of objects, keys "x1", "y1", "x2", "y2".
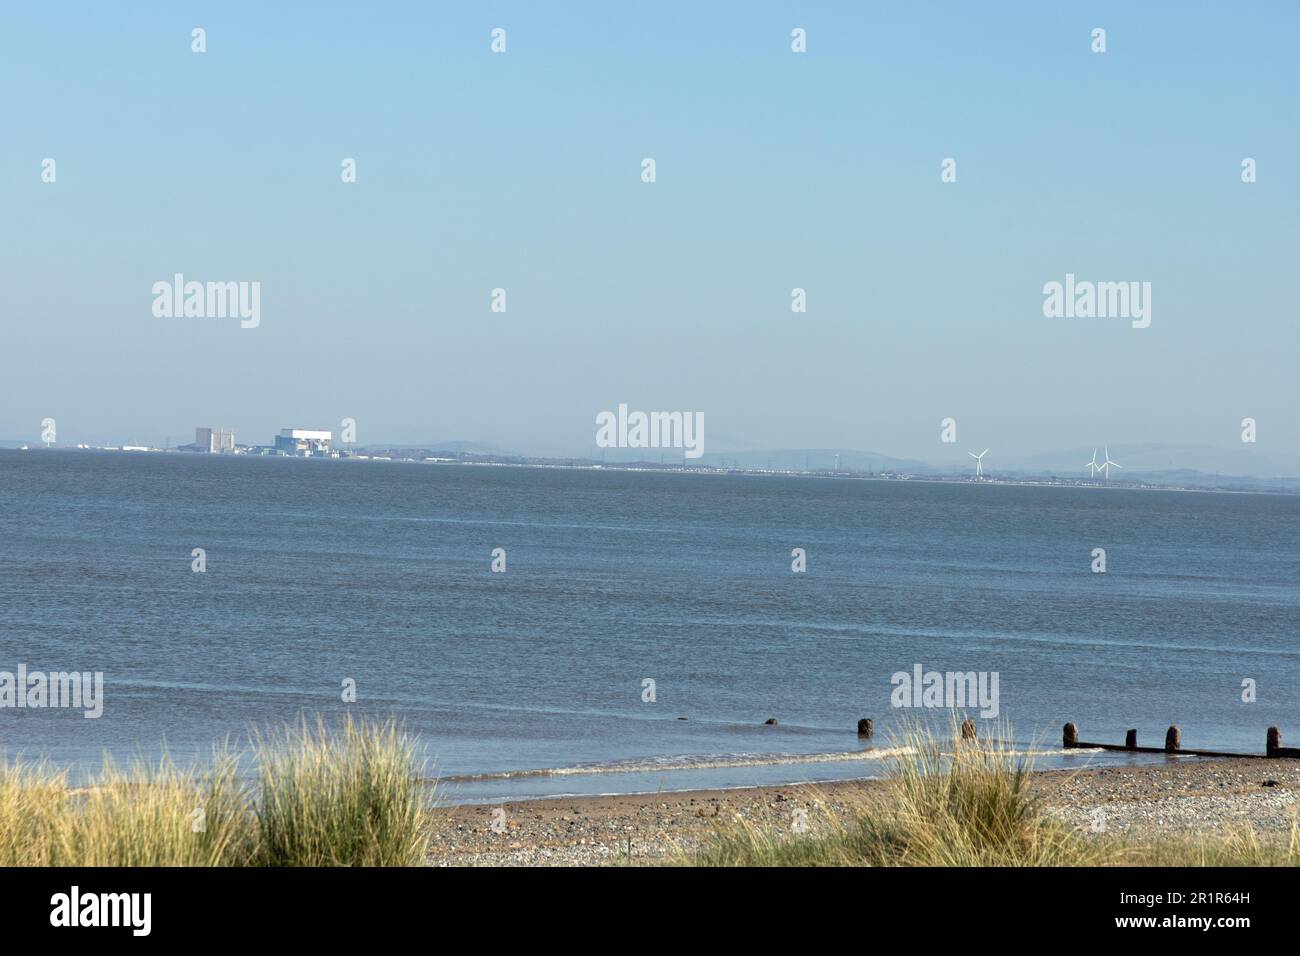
[{"x1": 437, "y1": 744, "x2": 1102, "y2": 784}]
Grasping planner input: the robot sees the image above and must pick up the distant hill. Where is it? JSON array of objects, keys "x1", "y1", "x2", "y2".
[
  {"x1": 994, "y1": 443, "x2": 1300, "y2": 480},
  {"x1": 698, "y1": 448, "x2": 938, "y2": 473},
  {"x1": 357, "y1": 440, "x2": 517, "y2": 456}
]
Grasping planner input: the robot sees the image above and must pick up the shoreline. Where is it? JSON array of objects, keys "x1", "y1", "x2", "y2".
[
  {"x1": 428, "y1": 757, "x2": 1300, "y2": 866},
  {"x1": 5, "y1": 446, "x2": 1289, "y2": 497}
]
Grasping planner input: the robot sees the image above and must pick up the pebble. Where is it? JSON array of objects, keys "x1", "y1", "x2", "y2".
[{"x1": 427, "y1": 758, "x2": 1300, "y2": 866}]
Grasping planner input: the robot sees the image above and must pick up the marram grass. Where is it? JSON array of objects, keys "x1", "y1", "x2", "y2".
[
  {"x1": 684, "y1": 720, "x2": 1300, "y2": 867},
  {"x1": 254, "y1": 716, "x2": 430, "y2": 867},
  {"x1": 1109, "y1": 822, "x2": 1300, "y2": 867},
  {"x1": 0, "y1": 716, "x2": 432, "y2": 867}
]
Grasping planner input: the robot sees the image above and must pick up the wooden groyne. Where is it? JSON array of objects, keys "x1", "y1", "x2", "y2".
[{"x1": 1062, "y1": 722, "x2": 1300, "y2": 759}]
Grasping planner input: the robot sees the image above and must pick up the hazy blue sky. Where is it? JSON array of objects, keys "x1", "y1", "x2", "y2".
[{"x1": 3, "y1": 2, "x2": 1297, "y2": 466}]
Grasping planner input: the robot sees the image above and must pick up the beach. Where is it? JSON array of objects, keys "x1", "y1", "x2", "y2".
[{"x1": 428, "y1": 757, "x2": 1300, "y2": 866}]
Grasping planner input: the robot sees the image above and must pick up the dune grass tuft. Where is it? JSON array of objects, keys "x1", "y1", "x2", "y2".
[
  {"x1": 0, "y1": 716, "x2": 432, "y2": 867},
  {"x1": 0, "y1": 749, "x2": 253, "y2": 866},
  {"x1": 0, "y1": 757, "x2": 67, "y2": 867},
  {"x1": 688, "y1": 720, "x2": 1102, "y2": 867},
  {"x1": 852, "y1": 721, "x2": 1104, "y2": 866},
  {"x1": 254, "y1": 715, "x2": 430, "y2": 867},
  {"x1": 1110, "y1": 822, "x2": 1300, "y2": 867}
]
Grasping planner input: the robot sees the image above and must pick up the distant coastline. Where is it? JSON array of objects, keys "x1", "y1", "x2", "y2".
[{"x1": 4, "y1": 443, "x2": 1297, "y2": 496}]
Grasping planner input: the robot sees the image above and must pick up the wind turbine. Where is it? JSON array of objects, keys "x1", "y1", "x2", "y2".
[
  {"x1": 1085, "y1": 448, "x2": 1100, "y2": 478},
  {"x1": 1100, "y1": 446, "x2": 1122, "y2": 481},
  {"x1": 968, "y1": 448, "x2": 989, "y2": 479}
]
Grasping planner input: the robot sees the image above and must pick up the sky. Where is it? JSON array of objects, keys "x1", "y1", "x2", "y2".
[{"x1": 2, "y1": 2, "x2": 1297, "y2": 468}]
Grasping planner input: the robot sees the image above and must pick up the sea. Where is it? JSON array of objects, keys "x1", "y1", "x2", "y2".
[{"x1": 2, "y1": 449, "x2": 1298, "y2": 803}]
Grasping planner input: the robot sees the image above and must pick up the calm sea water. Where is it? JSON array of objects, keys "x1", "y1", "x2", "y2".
[{"x1": 2, "y1": 450, "x2": 1298, "y2": 802}]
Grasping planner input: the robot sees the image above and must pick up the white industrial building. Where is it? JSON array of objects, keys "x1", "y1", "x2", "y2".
[{"x1": 274, "y1": 428, "x2": 332, "y2": 456}]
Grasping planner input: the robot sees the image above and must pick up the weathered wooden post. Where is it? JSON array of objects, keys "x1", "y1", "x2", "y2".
[
  {"x1": 857, "y1": 718, "x2": 873, "y2": 738},
  {"x1": 1125, "y1": 729, "x2": 1138, "y2": 749},
  {"x1": 960, "y1": 718, "x2": 977, "y2": 741},
  {"x1": 1267, "y1": 726, "x2": 1282, "y2": 757},
  {"x1": 1165, "y1": 725, "x2": 1181, "y2": 753},
  {"x1": 1063, "y1": 722, "x2": 1078, "y2": 748}
]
